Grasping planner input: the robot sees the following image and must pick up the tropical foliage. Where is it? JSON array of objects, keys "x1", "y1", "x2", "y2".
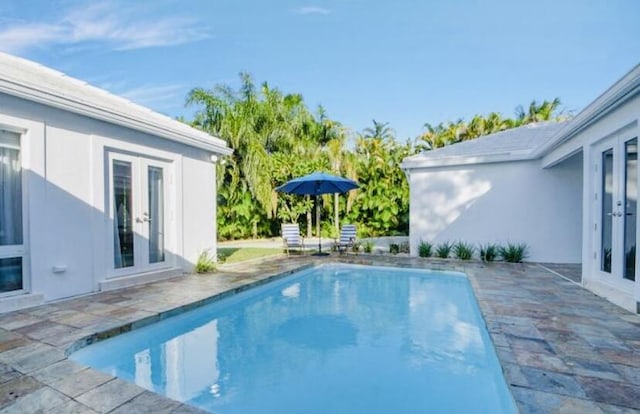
[
  {"x1": 195, "y1": 250, "x2": 217, "y2": 273},
  {"x1": 417, "y1": 99, "x2": 567, "y2": 150},
  {"x1": 186, "y1": 74, "x2": 565, "y2": 240},
  {"x1": 499, "y1": 243, "x2": 529, "y2": 263},
  {"x1": 480, "y1": 243, "x2": 499, "y2": 262}
]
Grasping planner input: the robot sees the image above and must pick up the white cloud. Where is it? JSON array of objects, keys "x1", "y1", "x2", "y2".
[
  {"x1": 0, "y1": 2, "x2": 211, "y2": 54},
  {"x1": 0, "y1": 23, "x2": 66, "y2": 53},
  {"x1": 293, "y1": 6, "x2": 331, "y2": 15},
  {"x1": 118, "y1": 83, "x2": 187, "y2": 108}
]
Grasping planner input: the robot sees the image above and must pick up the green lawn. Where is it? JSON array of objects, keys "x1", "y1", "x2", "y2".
[{"x1": 217, "y1": 247, "x2": 284, "y2": 264}]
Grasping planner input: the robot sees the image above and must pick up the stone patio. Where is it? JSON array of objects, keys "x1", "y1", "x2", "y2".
[{"x1": 0, "y1": 256, "x2": 638, "y2": 413}]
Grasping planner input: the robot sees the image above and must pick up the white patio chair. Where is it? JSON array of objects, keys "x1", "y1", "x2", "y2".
[
  {"x1": 281, "y1": 223, "x2": 305, "y2": 256},
  {"x1": 334, "y1": 224, "x2": 357, "y2": 254}
]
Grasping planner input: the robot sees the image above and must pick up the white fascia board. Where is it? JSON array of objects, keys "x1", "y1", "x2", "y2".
[
  {"x1": 534, "y1": 64, "x2": 640, "y2": 159},
  {"x1": 0, "y1": 80, "x2": 233, "y2": 156},
  {"x1": 542, "y1": 144, "x2": 581, "y2": 169},
  {"x1": 400, "y1": 151, "x2": 534, "y2": 170}
]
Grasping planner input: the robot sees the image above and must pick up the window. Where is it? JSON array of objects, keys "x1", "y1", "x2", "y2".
[{"x1": 0, "y1": 130, "x2": 23, "y2": 293}]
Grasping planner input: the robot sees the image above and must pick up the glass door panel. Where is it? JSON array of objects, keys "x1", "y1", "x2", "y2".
[
  {"x1": 601, "y1": 148, "x2": 614, "y2": 273},
  {"x1": 596, "y1": 135, "x2": 638, "y2": 284},
  {"x1": 0, "y1": 135, "x2": 22, "y2": 247},
  {"x1": 113, "y1": 160, "x2": 134, "y2": 268},
  {"x1": 0, "y1": 257, "x2": 22, "y2": 292},
  {"x1": 109, "y1": 153, "x2": 171, "y2": 276},
  {"x1": 624, "y1": 138, "x2": 637, "y2": 281},
  {"x1": 0, "y1": 130, "x2": 24, "y2": 294},
  {"x1": 147, "y1": 166, "x2": 165, "y2": 264}
]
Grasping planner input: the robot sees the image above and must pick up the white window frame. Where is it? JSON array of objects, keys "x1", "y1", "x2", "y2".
[
  {"x1": 106, "y1": 150, "x2": 175, "y2": 279},
  {"x1": 0, "y1": 128, "x2": 27, "y2": 297},
  {"x1": 592, "y1": 132, "x2": 639, "y2": 288}
]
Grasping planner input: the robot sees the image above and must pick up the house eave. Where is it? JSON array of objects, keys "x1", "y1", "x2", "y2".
[
  {"x1": 535, "y1": 64, "x2": 640, "y2": 158},
  {"x1": 400, "y1": 151, "x2": 535, "y2": 170},
  {"x1": 0, "y1": 79, "x2": 233, "y2": 156}
]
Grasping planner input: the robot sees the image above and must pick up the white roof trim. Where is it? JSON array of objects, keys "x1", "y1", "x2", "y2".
[
  {"x1": 401, "y1": 151, "x2": 533, "y2": 169},
  {"x1": 403, "y1": 64, "x2": 640, "y2": 171},
  {"x1": 0, "y1": 53, "x2": 231, "y2": 155},
  {"x1": 400, "y1": 122, "x2": 564, "y2": 170},
  {"x1": 534, "y1": 63, "x2": 640, "y2": 158}
]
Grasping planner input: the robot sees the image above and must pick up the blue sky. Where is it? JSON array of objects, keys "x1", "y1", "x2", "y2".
[{"x1": 1, "y1": 0, "x2": 639, "y2": 140}]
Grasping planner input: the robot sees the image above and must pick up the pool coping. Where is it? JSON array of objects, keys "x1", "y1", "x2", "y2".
[
  {"x1": 0, "y1": 256, "x2": 638, "y2": 412},
  {"x1": 64, "y1": 262, "x2": 316, "y2": 356}
]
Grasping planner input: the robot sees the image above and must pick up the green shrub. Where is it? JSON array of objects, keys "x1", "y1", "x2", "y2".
[
  {"x1": 499, "y1": 243, "x2": 529, "y2": 263},
  {"x1": 453, "y1": 241, "x2": 475, "y2": 260},
  {"x1": 363, "y1": 240, "x2": 374, "y2": 253},
  {"x1": 389, "y1": 243, "x2": 400, "y2": 254},
  {"x1": 399, "y1": 241, "x2": 410, "y2": 254},
  {"x1": 216, "y1": 249, "x2": 230, "y2": 264},
  {"x1": 195, "y1": 250, "x2": 217, "y2": 273},
  {"x1": 418, "y1": 240, "x2": 432, "y2": 257},
  {"x1": 435, "y1": 242, "x2": 452, "y2": 258},
  {"x1": 479, "y1": 243, "x2": 499, "y2": 262}
]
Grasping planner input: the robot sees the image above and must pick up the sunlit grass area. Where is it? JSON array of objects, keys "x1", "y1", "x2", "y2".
[{"x1": 217, "y1": 247, "x2": 284, "y2": 264}]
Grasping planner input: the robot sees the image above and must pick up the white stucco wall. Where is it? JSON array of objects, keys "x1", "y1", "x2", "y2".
[
  {"x1": 545, "y1": 93, "x2": 640, "y2": 312},
  {"x1": 181, "y1": 149, "x2": 217, "y2": 272},
  {"x1": 0, "y1": 92, "x2": 219, "y2": 303},
  {"x1": 408, "y1": 154, "x2": 583, "y2": 263}
]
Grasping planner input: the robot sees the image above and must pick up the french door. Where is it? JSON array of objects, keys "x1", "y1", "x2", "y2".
[
  {"x1": 0, "y1": 130, "x2": 25, "y2": 295},
  {"x1": 109, "y1": 152, "x2": 171, "y2": 276},
  {"x1": 595, "y1": 135, "x2": 638, "y2": 283}
]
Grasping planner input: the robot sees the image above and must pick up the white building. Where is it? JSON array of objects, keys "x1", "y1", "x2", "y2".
[
  {"x1": 0, "y1": 52, "x2": 231, "y2": 312},
  {"x1": 402, "y1": 64, "x2": 640, "y2": 313}
]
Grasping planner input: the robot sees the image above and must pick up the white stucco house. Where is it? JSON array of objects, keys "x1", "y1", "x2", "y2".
[
  {"x1": 402, "y1": 63, "x2": 640, "y2": 313},
  {"x1": 0, "y1": 52, "x2": 231, "y2": 312}
]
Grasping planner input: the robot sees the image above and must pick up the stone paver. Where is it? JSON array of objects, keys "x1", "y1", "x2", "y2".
[
  {"x1": 31, "y1": 360, "x2": 88, "y2": 385},
  {"x1": 109, "y1": 391, "x2": 182, "y2": 414},
  {"x1": 0, "y1": 386, "x2": 70, "y2": 413},
  {"x1": 0, "y1": 376, "x2": 43, "y2": 410},
  {"x1": 0, "y1": 342, "x2": 65, "y2": 374},
  {"x1": 0, "y1": 256, "x2": 636, "y2": 412},
  {"x1": 76, "y1": 378, "x2": 145, "y2": 413},
  {"x1": 49, "y1": 368, "x2": 113, "y2": 398},
  {"x1": 47, "y1": 399, "x2": 99, "y2": 413}
]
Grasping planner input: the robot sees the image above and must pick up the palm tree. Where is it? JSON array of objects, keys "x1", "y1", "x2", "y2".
[
  {"x1": 515, "y1": 98, "x2": 562, "y2": 124},
  {"x1": 363, "y1": 120, "x2": 395, "y2": 140},
  {"x1": 417, "y1": 119, "x2": 467, "y2": 150},
  {"x1": 326, "y1": 127, "x2": 358, "y2": 235},
  {"x1": 187, "y1": 73, "x2": 328, "y2": 239}
]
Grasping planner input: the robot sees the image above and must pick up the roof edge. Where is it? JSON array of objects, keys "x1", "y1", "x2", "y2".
[
  {"x1": 534, "y1": 63, "x2": 640, "y2": 157},
  {"x1": 400, "y1": 151, "x2": 535, "y2": 170},
  {"x1": 0, "y1": 78, "x2": 232, "y2": 156}
]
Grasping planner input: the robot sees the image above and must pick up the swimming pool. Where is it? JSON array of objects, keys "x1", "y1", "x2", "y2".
[{"x1": 71, "y1": 264, "x2": 517, "y2": 413}]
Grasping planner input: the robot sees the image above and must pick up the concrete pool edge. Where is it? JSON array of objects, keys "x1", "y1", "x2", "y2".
[
  {"x1": 0, "y1": 256, "x2": 637, "y2": 412},
  {"x1": 64, "y1": 262, "x2": 318, "y2": 356},
  {"x1": 65, "y1": 260, "x2": 469, "y2": 356}
]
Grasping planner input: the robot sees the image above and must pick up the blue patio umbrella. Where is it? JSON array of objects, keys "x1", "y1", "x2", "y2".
[{"x1": 276, "y1": 172, "x2": 359, "y2": 255}]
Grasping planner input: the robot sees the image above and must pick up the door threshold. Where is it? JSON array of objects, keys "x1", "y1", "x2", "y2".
[{"x1": 100, "y1": 268, "x2": 183, "y2": 292}]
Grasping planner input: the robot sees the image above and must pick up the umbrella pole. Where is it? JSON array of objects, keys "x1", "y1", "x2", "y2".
[{"x1": 316, "y1": 195, "x2": 321, "y2": 253}]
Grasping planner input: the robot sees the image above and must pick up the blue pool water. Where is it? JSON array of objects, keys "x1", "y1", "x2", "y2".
[{"x1": 71, "y1": 264, "x2": 517, "y2": 413}]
